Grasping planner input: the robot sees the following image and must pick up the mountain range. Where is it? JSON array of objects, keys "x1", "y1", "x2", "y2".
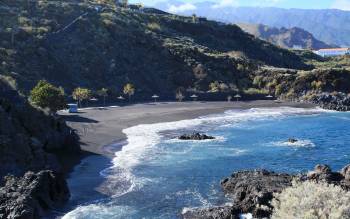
[
  {"x1": 237, "y1": 23, "x2": 333, "y2": 50},
  {"x1": 155, "y1": 1, "x2": 350, "y2": 47}
]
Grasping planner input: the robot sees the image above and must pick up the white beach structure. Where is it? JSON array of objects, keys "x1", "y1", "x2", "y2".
[
  {"x1": 190, "y1": 94, "x2": 198, "y2": 101},
  {"x1": 117, "y1": 96, "x2": 125, "y2": 100},
  {"x1": 234, "y1": 94, "x2": 241, "y2": 101},
  {"x1": 152, "y1": 94, "x2": 159, "y2": 102}
]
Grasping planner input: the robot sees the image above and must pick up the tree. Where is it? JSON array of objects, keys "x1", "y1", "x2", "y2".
[
  {"x1": 97, "y1": 88, "x2": 108, "y2": 106},
  {"x1": 72, "y1": 87, "x2": 92, "y2": 108},
  {"x1": 176, "y1": 87, "x2": 185, "y2": 102},
  {"x1": 123, "y1": 83, "x2": 135, "y2": 101},
  {"x1": 30, "y1": 80, "x2": 66, "y2": 113},
  {"x1": 209, "y1": 81, "x2": 220, "y2": 92}
]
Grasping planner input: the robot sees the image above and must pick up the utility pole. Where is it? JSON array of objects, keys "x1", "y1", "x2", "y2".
[{"x1": 11, "y1": 27, "x2": 18, "y2": 46}]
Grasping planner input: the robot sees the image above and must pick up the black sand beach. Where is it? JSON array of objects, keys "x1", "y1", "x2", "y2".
[{"x1": 60, "y1": 100, "x2": 315, "y2": 157}]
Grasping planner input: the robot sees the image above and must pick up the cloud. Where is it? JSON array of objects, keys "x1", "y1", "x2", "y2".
[
  {"x1": 168, "y1": 3, "x2": 197, "y2": 13},
  {"x1": 212, "y1": 0, "x2": 239, "y2": 8},
  {"x1": 332, "y1": 0, "x2": 350, "y2": 10}
]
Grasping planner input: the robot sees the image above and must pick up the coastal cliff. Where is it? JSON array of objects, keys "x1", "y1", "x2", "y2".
[{"x1": 0, "y1": 79, "x2": 80, "y2": 218}]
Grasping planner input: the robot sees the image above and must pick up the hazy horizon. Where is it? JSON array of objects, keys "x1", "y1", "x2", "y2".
[{"x1": 129, "y1": 0, "x2": 350, "y2": 11}]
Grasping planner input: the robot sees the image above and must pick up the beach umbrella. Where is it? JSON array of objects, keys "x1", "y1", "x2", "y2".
[
  {"x1": 152, "y1": 94, "x2": 159, "y2": 102},
  {"x1": 117, "y1": 96, "x2": 125, "y2": 100},
  {"x1": 234, "y1": 94, "x2": 241, "y2": 102},
  {"x1": 190, "y1": 94, "x2": 198, "y2": 101}
]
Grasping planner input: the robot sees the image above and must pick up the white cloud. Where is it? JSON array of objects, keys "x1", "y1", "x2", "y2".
[
  {"x1": 168, "y1": 3, "x2": 197, "y2": 13},
  {"x1": 212, "y1": 0, "x2": 239, "y2": 8},
  {"x1": 332, "y1": 0, "x2": 350, "y2": 10}
]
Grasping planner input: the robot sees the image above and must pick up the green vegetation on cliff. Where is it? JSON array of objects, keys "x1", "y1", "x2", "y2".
[{"x1": 0, "y1": 0, "x2": 310, "y2": 99}]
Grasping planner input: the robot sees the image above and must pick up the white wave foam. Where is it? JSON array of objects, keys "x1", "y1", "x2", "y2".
[
  {"x1": 100, "y1": 107, "x2": 326, "y2": 198},
  {"x1": 63, "y1": 107, "x2": 329, "y2": 218},
  {"x1": 117, "y1": 107, "x2": 325, "y2": 168},
  {"x1": 62, "y1": 204, "x2": 136, "y2": 219},
  {"x1": 271, "y1": 139, "x2": 316, "y2": 148}
]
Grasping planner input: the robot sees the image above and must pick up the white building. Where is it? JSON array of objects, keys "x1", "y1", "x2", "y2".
[{"x1": 315, "y1": 48, "x2": 350, "y2": 57}]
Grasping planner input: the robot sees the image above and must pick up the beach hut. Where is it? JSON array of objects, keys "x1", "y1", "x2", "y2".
[
  {"x1": 67, "y1": 104, "x2": 78, "y2": 113},
  {"x1": 190, "y1": 94, "x2": 198, "y2": 101},
  {"x1": 234, "y1": 94, "x2": 241, "y2": 102}
]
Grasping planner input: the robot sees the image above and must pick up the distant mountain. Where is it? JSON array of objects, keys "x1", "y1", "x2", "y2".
[
  {"x1": 155, "y1": 1, "x2": 350, "y2": 47},
  {"x1": 237, "y1": 23, "x2": 334, "y2": 50}
]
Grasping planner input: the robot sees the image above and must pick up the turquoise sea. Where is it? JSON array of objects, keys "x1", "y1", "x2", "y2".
[{"x1": 61, "y1": 107, "x2": 350, "y2": 219}]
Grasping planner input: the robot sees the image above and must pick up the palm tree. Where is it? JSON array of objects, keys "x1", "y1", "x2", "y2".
[
  {"x1": 97, "y1": 88, "x2": 108, "y2": 106},
  {"x1": 72, "y1": 87, "x2": 92, "y2": 108},
  {"x1": 123, "y1": 83, "x2": 135, "y2": 102}
]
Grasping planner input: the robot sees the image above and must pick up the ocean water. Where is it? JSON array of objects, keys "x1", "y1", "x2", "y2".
[{"x1": 62, "y1": 107, "x2": 350, "y2": 219}]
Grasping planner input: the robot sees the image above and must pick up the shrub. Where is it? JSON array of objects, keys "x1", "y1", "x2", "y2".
[
  {"x1": 311, "y1": 80, "x2": 323, "y2": 90},
  {"x1": 272, "y1": 181, "x2": 350, "y2": 219},
  {"x1": 244, "y1": 88, "x2": 269, "y2": 95},
  {"x1": 147, "y1": 22, "x2": 161, "y2": 31},
  {"x1": 30, "y1": 80, "x2": 66, "y2": 113}
]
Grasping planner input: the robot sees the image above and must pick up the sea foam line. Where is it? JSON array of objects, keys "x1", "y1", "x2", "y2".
[
  {"x1": 107, "y1": 107, "x2": 327, "y2": 196},
  {"x1": 62, "y1": 107, "x2": 329, "y2": 218}
]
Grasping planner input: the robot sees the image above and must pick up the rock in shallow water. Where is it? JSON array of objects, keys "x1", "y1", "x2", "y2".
[
  {"x1": 0, "y1": 171, "x2": 69, "y2": 219},
  {"x1": 178, "y1": 133, "x2": 215, "y2": 140}
]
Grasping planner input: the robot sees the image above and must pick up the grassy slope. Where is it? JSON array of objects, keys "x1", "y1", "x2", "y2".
[{"x1": 0, "y1": 0, "x2": 310, "y2": 97}]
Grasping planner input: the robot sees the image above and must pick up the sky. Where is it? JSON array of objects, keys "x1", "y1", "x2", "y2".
[{"x1": 129, "y1": 0, "x2": 350, "y2": 10}]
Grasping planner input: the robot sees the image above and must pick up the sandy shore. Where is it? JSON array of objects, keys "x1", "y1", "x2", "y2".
[{"x1": 59, "y1": 100, "x2": 315, "y2": 157}]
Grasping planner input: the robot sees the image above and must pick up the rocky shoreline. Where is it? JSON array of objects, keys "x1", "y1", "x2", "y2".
[
  {"x1": 183, "y1": 164, "x2": 350, "y2": 219},
  {"x1": 0, "y1": 171, "x2": 69, "y2": 219},
  {"x1": 309, "y1": 92, "x2": 350, "y2": 111}
]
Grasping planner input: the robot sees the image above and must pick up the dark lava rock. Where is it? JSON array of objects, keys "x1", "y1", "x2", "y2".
[
  {"x1": 306, "y1": 164, "x2": 345, "y2": 186},
  {"x1": 341, "y1": 164, "x2": 350, "y2": 180},
  {"x1": 310, "y1": 92, "x2": 350, "y2": 111},
  {"x1": 221, "y1": 169, "x2": 293, "y2": 218},
  {"x1": 0, "y1": 171, "x2": 69, "y2": 219},
  {"x1": 288, "y1": 138, "x2": 298, "y2": 143},
  {"x1": 182, "y1": 164, "x2": 350, "y2": 219},
  {"x1": 182, "y1": 206, "x2": 237, "y2": 219},
  {"x1": 178, "y1": 133, "x2": 215, "y2": 140}
]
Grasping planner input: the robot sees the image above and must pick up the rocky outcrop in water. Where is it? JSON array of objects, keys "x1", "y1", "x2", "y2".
[
  {"x1": 178, "y1": 133, "x2": 215, "y2": 141},
  {"x1": 221, "y1": 170, "x2": 293, "y2": 218},
  {"x1": 309, "y1": 93, "x2": 350, "y2": 111},
  {"x1": 183, "y1": 164, "x2": 350, "y2": 219},
  {"x1": 0, "y1": 171, "x2": 69, "y2": 219}
]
